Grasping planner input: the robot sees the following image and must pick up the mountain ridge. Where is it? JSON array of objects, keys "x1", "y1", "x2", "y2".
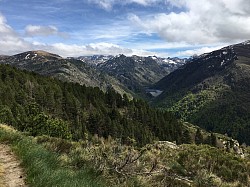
[
  {"x1": 0, "y1": 51, "x2": 185, "y2": 98},
  {"x1": 0, "y1": 51, "x2": 134, "y2": 97},
  {"x1": 152, "y1": 41, "x2": 250, "y2": 144}
]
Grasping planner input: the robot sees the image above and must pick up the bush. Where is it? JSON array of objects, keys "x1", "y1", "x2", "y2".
[
  {"x1": 25, "y1": 112, "x2": 72, "y2": 139},
  {"x1": 0, "y1": 125, "x2": 104, "y2": 187}
]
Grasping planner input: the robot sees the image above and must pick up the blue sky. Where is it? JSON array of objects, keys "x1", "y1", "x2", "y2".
[{"x1": 0, "y1": 0, "x2": 250, "y2": 57}]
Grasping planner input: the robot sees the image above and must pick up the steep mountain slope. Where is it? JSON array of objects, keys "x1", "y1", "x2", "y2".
[
  {"x1": 77, "y1": 54, "x2": 186, "y2": 70},
  {"x1": 153, "y1": 41, "x2": 250, "y2": 144},
  {"x1": 0, "y1": 51, "x2": 132, "y2": 97},
  {"x1": 150, "y1": 56, "x2": 186, "y2": 74},
  {"x1": 76, "y1": 55, "x2": 113, "y2": 66},
  {"x1": 0, "y1": 63, "x2": 185, "y2": 145},
  {"x1": 0, "y1": 51, "x2": 185, "y2": 98},
  {"x1": 97, "y1": 54, "x2": 185, "y2": 96}
]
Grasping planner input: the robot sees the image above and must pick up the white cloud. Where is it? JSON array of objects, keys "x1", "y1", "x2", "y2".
[
  {"x1": 25, "y1": 25, "x2": 58, "y2": 36},
  {"x1": 25, "y1": 25, "x2": 68, "y2": 38},
  {"x1": 49, "y1": 42, "x2": 131, "y2": 56},
  {"x1": 0, "y1": 14, "x2": 158, "y2": 57},
  {"x1": 130, "y1": 0, "x2": 250, "y2": 44},
  {"x1": 176, "y1": 46, "x2": 225, "y2": 57},
  {"x1": 129, "y1": 0, "x2": 163, "y2": 6},
  {"x1": 88, "y1": 0, "x2": 164, "y2": 10},
  {"x1": 0, "y1": 12, "x2": 225, "y2": 58},
  {"x1": 0, "y1": 13, "x2": 32, "y2": 55},
  {"x1": 48, "y1": 42, "x2": 158, "y2": 57}
]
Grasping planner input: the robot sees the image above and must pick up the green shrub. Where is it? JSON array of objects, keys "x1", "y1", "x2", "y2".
[
  {"x1": 25, "y1": 112, "x2": 72, "y2": 139},
  {"x1": 0, "y1": 125, "x2": 105, "y2": 187}
]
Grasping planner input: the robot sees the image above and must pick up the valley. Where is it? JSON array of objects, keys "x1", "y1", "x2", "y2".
[
  {"x1": 152, "y1": 41, "x2": 250, "y2": 145},
  {"x1": 0, "y1": 41, "x2": 250, "y2": 186},
  {"x1": 0, "y1": 52, "x2": 185, "y2": 99},
  {"x1": 1, "y1": 0, "x2": 250, "y2": 186}
]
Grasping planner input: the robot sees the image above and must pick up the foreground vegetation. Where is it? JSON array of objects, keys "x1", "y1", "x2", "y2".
[
  {"x1": 1, "y1": 124, "x2": 249, "y2": 187},
  {"x1": 0, "y1": 124, "x2": 104, "y2": 187}
]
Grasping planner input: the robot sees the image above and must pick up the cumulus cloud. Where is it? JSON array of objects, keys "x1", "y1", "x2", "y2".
[
  {"x1": 0, "y1": 15, "x2": 157, "y2": 57},
  {"x1": 48, "y1": 42, "x2": 157, "y2": 57},
  {"x1": 0, "y1": 13, "x2": 31, "y2": 54},
  {"x1": 25, "y1": 25, "x2": 68, "y2": 38},
  {"x1": 176, "y1": 46, "x2": 225, "y2": 57},
  {"x1": 0, "y1": 13, "x2": 157, "y2": 57},
  {"x1": 49, "y1": 42, "x2": 131, "y2": 56},
  {"x1": 130, "y1": 0, "x2": 250, "y2": 44}
]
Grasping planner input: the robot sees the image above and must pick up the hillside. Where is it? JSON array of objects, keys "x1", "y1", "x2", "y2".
[
  {"x1": 0, "y1": 49, "x2": 249, "y2": 186},
  {"x1": 1, "y1": 124, "x2": 250, "y2": 187},
  {"x1": 97, "y1": 55, "x2": 185, "y2": 97},
  {"x1": 0, "y1": 63, "x2": 184, "y2": 146},
  {"x1": 152, "y1": 41, "x2": 250, "y2": 144},
  {"x1": 0, "y1": 51, "x2": 133, "y2": 97},
  {"x1": 0, "y1": 51, "x2": 185, "y2": 99}
]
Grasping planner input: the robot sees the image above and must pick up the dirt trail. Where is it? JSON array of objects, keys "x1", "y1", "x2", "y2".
[{"x1": 0, "y1": 144, "x2": 27, "y2": 187}]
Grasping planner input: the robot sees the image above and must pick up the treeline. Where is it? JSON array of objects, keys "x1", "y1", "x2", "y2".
[
  {"x1": 0, "y1": 64, "x2": 183, "y2": 145},
  {"x1": 190, "y1": 98, "x2": 250, "y2": 145}
]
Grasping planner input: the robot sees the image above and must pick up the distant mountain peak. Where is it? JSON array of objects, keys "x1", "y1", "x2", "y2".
[
  {"x1": 33, "y1": 50, "x2": 62, "y2": 58},
  {"x1": 13, "y1": 50, "x2": 62, "y2": 61},
  {"x1": 239, "y1": 40, "x2": 250, "y2": 45}
]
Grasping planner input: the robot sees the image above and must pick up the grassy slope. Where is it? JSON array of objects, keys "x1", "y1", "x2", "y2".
[
  {"x1": 153, "y1": 44, "x2": 250, "y2": 144},
  {"x1": 37, "y1": 135, "x2": 250, "y2": 187},
  {"x1": 0, "y1": 124, "x2": 105, "y2": 187},
  {"x1": 1, "y1": 124, "x2": 250, "y2": 187}
]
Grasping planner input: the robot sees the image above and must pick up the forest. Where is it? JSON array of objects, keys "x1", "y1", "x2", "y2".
[{"x1": 0, "y1": 64, "x2": 184, "y2": 146}]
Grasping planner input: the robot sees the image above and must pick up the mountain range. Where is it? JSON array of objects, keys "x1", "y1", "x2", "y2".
[
  {"x1": 0, "y1": 51, "x2": 185, "y2": 98},
  {"x1": 152, "y1": 41, "x2": 250, "y2": 144},
  {"x1": 1, "y1": 41, "x2": 250, "y2": 145},
  {"x1": 0, "y1": 51, "x2": 131, "y2": 97},
  {"x1": 0, "y1": 41, "x2": 250, "y2": 186}
]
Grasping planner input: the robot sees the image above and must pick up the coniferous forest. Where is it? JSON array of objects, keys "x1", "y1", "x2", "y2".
[
  {"x1": 0, "y1": 64, "x2": 183, "y2": 146},
  {"x1": 1, "y1": 1, "x2": 250, "y2": 186}
]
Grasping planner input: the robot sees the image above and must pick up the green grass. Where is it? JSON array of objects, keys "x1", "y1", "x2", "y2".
[
  {"x1": 0, "y1": 124, "x2": 105, "y2": 187},
  {"x1": 1, "y1": 124, "x2": 250, "y2": 187},
  {"x1": 36, "y1": 133, "x2": 250, "y2": 187}
]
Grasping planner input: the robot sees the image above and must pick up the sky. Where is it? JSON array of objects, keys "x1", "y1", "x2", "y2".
[{"x1": 0, "y1": 0, "x2": 250, "y2": 57}]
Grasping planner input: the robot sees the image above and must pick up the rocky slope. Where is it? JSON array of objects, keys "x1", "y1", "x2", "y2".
[
  {"x1": 97, "y1": 54, "x2": 185, "y2": 96},
  {"x1": 0, "y1": 51, "x2": 185, "y2": 98},
  {"x1": 0, "y1": 50, "x2": 132, "y2": 97}
]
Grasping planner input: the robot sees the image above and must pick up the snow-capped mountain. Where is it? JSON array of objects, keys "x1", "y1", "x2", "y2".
[
  {"x1": 148, "y1": 56, "x2": 186, "y2": 73},
  {"x1": 74, "y1": 54, "x2": 186, "y2": 69},
  {"x1": 0, "y1": 51, "x2": 186, "y2": 99},
  {"x1": 94, "y1": 54, "x2": 186, "y2": 96},
  {"x1": 76, "y1": 55, "x2": 114, "y2": 66}
]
